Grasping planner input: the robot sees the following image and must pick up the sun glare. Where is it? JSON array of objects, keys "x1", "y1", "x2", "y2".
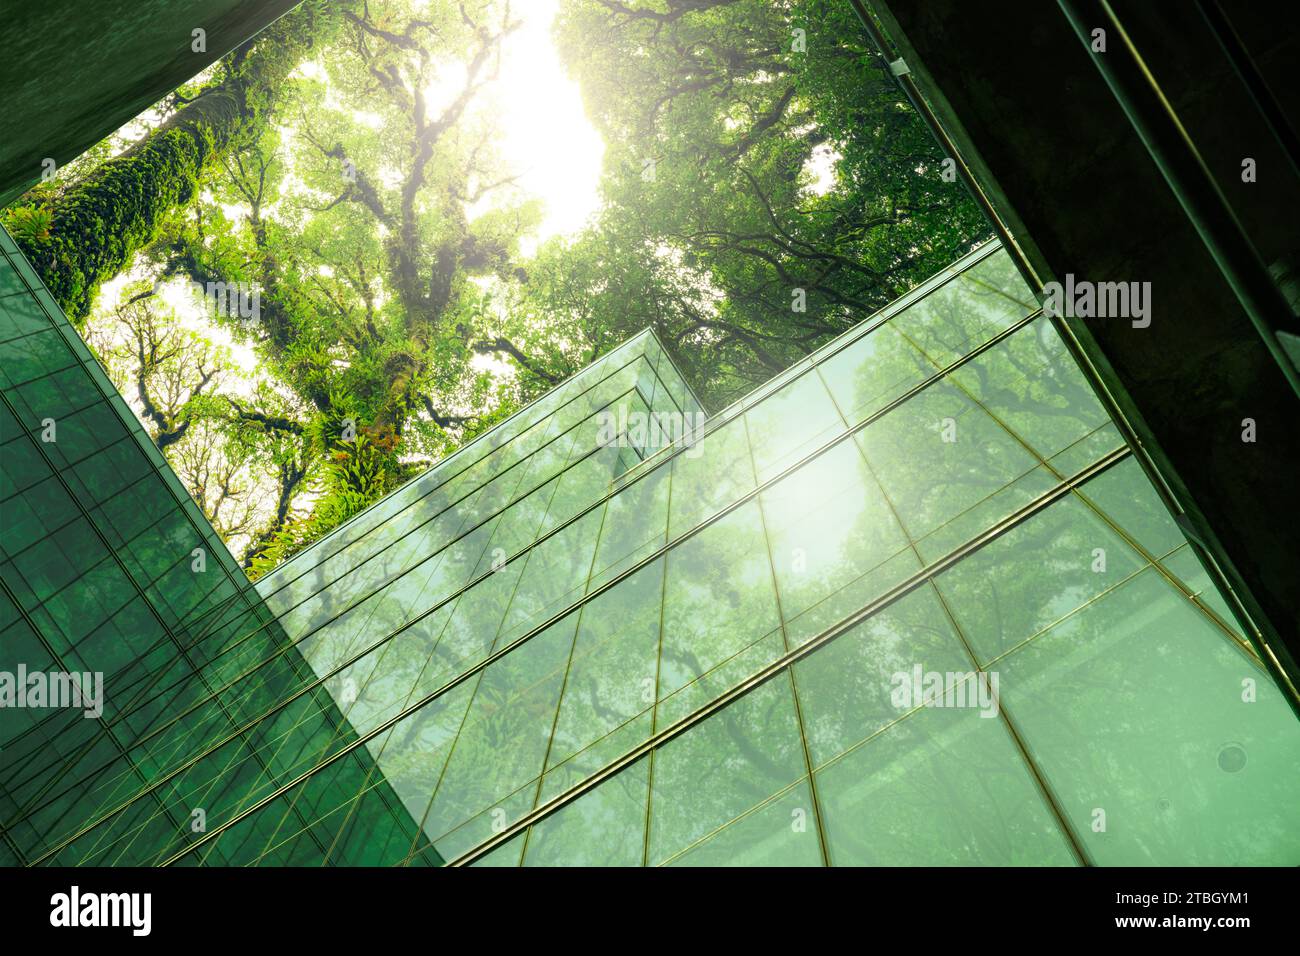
[{"x1": 466, "y1": 0, "x2": 604, "y2": 247}]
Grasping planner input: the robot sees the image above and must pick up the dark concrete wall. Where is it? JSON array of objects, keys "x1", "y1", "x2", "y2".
[{"x1": 0, "y1": 0, "x2": 301, "y2": 208}]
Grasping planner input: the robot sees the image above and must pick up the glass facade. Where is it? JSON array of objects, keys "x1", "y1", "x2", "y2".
[
  {"x1": 2, "y1": 224, "x2": 1298, "y2": 866},
  {"x1": 0, "y1": 225, "x2": 418, "y2": 866}
]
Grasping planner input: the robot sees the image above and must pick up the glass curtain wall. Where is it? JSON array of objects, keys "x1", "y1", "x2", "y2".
[
  {"x1": 0, "y1": 226, "x2": 418, "y2": 866},
  {"x1": 4, "y1": 222, "x2": 1298, "y2": 866}
]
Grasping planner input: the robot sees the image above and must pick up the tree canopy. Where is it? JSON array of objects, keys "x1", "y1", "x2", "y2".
[{"x1": 4, "y1": 0, "x2": 988, "y2": 573}]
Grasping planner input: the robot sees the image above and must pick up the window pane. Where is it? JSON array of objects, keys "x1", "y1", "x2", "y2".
[{"x1": 647, "y1": 677, "x2": 809, "y2": 866}]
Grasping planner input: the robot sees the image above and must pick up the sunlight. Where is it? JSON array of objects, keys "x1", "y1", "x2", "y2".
[
  {"x1": 804, "y1": 143, "x2": 842, "y2": 196},
  {"x1": 463, "y1": 0, "x2": 604, "y2": 247}
]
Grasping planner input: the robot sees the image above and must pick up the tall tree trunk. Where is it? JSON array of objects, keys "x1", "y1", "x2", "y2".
[{"x1": 15, "y1": 0, "x2": 352, "y2": 323}]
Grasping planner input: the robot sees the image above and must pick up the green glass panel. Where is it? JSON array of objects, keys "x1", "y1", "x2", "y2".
[
  {"x1": 659, "y1": 500, "x2": 781, "y2": 717},
  {"x1": 544, "y1": 561, "x2": 662, "y2": 784},
  {"x1": 667, "y1": 417, "x2": 754, "y2": 537},
  {"x1": 647, "y1": 676, "x2": 807, "y2": 866},
  {"x1": 856, "y1": 375, "x2": 1044, "y2": 562},
  {"x1": 761, "y1": 439, "x2": 916, "y2": 646},
  {"x1": 933, "y1": 492, "x2": 1147, "y2": 666},
  {"x1": 990, "y1": 567, "x2": 1300, "y2": 865},
  {"x1": 1160, "y1": 545, "x2": 1240, "y2": 632},
  {"x1": 814, "y1": 699, "x2": 1076, "y2": 866},
  {"x1": 588, "y1": 461, "x2": 670, "y2": 589},
  {"x1": 890, "y1": 247, "x2": 1035, "y2": 368},
  {"x1": 420, "y1": 617, "x2": 579, "y2": 859},
  {"x1": 523, "y1": 758, "x2": 649, "y2": 867},
  {"x1": 817, "y1": 324, "x2": 934, "y2": 427},
  {"x1": 1075, "y1": 456, "x2": 1185, "y2": 559},
  {"x1": 793, "y1": 587, "x2": 974, "y2": 767},
  {"x1": 743, "y1": 369, "x2": 843, "y2": 483},
  {"x1": 949, "y1": 317, "x2": 1108, "y2": 464},
  {"x1": 667, "y1": 778, "x2": 821, "y2": 867}
]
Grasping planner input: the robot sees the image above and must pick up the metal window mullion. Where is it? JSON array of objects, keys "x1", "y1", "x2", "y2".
[
  {"x1": 29, "y1": 303, "x2": 1043, "y2": 865},
  {"x1": 745, "y1": 415, "x2": 832, "y2": 868},
  {"x1": 449, "y1": 448, "x2": 1132, "y2": 866}
]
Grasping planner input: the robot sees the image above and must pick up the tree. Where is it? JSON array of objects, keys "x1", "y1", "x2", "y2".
[
  {"x1": 7, "y1": 0, "x2": 355, "y2": 323},
  {"x1": 145, "y1": 1, "x2": 538, "y2": 569},
  {"x1": 514, "y1": 0, "x2": 990, "y2": 405},
  {"x1": 7, "y1": 0, "x2": 992, "y2": 574},
  {"x1": 83, "y1": 280, "x2": 313, "y2": 561}
]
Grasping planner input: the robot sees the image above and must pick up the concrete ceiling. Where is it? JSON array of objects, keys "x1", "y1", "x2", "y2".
[{"x1": 0, "y1": 0, "x2": 301, "y2": 208}]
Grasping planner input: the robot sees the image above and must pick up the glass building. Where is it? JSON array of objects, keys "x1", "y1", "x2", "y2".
[{"x1": 3, "y1": 223, "x2": 1299, "y2": 867}]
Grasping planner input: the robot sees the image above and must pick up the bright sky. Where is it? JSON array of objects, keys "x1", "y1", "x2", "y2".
[{"x1": 470, "y1": 0, "x2": 605, "y2": 249}]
